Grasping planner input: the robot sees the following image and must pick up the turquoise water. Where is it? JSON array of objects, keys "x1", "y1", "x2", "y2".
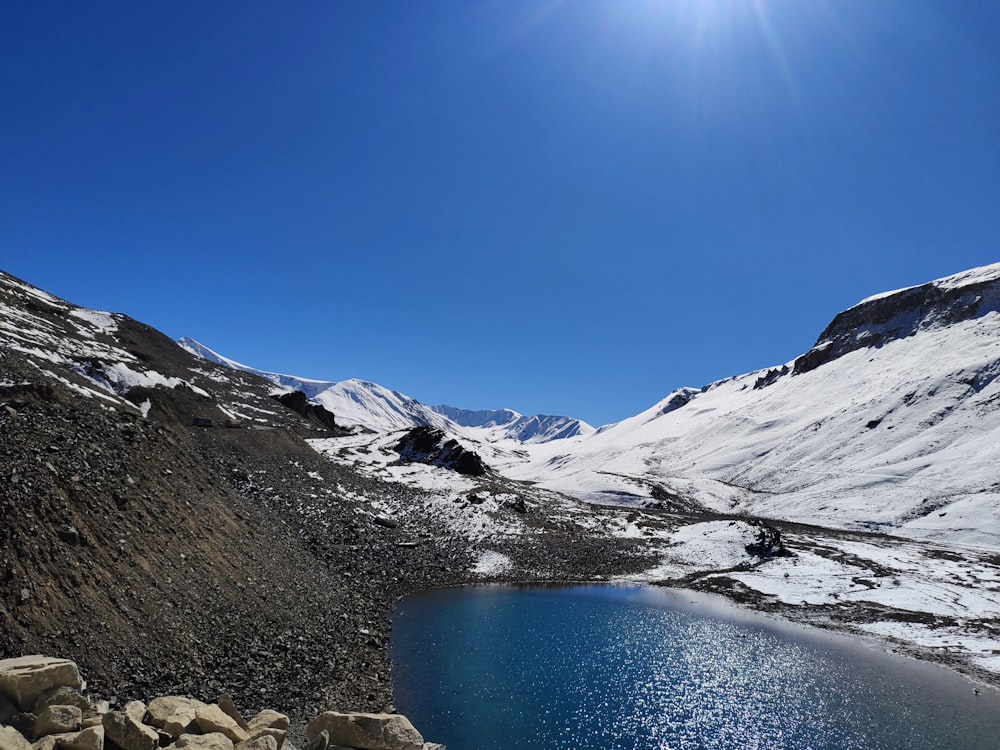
[{"x1": 389, "y1": 584, "x2": 1000, "y2": 750}]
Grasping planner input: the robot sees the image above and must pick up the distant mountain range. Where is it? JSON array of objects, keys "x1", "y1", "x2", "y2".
[{"x1": 177, "y1": 337, "x2": 595, "y2": 444}]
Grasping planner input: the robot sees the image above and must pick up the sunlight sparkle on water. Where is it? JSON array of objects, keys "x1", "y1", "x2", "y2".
[{"x1": 391, "y1": 586, "x2": 1000, "y2": 750}]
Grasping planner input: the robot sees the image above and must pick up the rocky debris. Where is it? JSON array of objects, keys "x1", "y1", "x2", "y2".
[
  {"x1": 393, "y1": 427, "x2": 487, "y2": 476},
  {"x1": 0, "y1": 658, "x2": 440, "y2": 750}
]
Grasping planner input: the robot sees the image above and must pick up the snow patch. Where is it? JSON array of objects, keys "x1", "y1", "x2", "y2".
[{"x1": 472, "y1": 551, "x2": 513, "y2": 575}]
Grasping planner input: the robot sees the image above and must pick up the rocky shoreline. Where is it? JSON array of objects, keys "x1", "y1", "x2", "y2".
[{"x1": 0, "y1": 656, "x2": 442, "y2": 750}]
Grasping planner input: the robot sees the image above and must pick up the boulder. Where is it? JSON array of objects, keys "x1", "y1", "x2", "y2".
[
  {"x1": 30, "y1": 726, "x2": 104, "y2": 750},
  {"x1": 31, "y1": 735, "x2": 59, "y2": 750},
  {"x1": 0, "y1": 727, "x2": 32, "y2": 750},
  {"x1": 101, "y1": 708, "x2": 158, "y2": 750},
  {"x1": 0, "y1": 695, "x2": 17, "y2": 724},
  {"x1": 246, "y1": 711, "x2": 288, "y2": 733},
  {"x1": 301, "y1": 731, "x2": 327, "y2": 750},
  {"x1": 0, "y1": 658, "x2": 84, "y2": 712},
  {"x1": 146, "y1": 698, "x2": 205, "y2": 730},
  {"x1": 121, "y1": 703, "x2": 145, "y2": 725},
  {"x1": 233, "y1": 735, "x2": 276, "y2": 750},
  {"x1": 173, "y1": 733, "x2": 234, "y2": 750},
  {"x1": 34, "y1": 706, "x2": 82, "y2": 738},
  {"x1": 33, "y1": 688, "x2": 93, "y2": 717},
  {"x1": 194, "y1": 706, "x2": 248, "y2": 744},
  {"x1": 216, "y1": 696, "x2": 248, "y2": 732},
  {"x1": 306, "y1": 713, "x2": 424, "y2": 750},
  {"x1": 146, "y1": 695, "x2": 205, "y2": 727},
  {"x1": 7, "y1": 715, "x2": 36, "y2": 740},
  {"x1": 245, "y1": 729, "x2": 283, "y2": 750},
  {"x1": 58, "y1": 725, "x2": 104, "y2": 750},
  {"x1": 158, "y1": 708, "x2": 198, "y2": 741}
]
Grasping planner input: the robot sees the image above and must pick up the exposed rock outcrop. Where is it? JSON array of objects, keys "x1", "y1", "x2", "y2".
[
  {"x1": 271, "y1": 391, "x2": 343, "y2": 434},
  {"x1": 394, "y1": 427, "x2": 487, "y2": 477},
  {"x1": 793, "y1": 268, "x2": 1000, "y2": 375}
]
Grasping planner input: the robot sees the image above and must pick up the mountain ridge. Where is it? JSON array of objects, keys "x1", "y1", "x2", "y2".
[
  {"x1": 504, "y1": 262, "x2": 1000, "y2": 548},
  {"x1": 178, "y1": 337, "x2": 594, "y2": 443}
]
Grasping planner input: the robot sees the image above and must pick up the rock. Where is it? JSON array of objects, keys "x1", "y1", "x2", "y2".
[
  {"x1": 59, "y1": 725, "x2": 104, "y2": 750},
  {"x1": 246, "y1": 711, "x2": 288, "y2": 733},
  {"x1": 245, "y1": 729, "x2": 283, "y2": 750},
  {"x1": 56, "y1": 525, "x2": 80, "y2": 546},
  {"x1": 101, "y1": 707, "x2": 158, "y2": 750},
  {"x1": 160, "y1": 709, "x2": 199, "y2": 740},
  {"x1": 121, "y1": 702, "x2": 145, "y2": 725},
  {"x1": 216, "y1": 696, "x2": 248, "y2": 732},
  {"x1": 35, "y1": 706, "x2": 83, "y2": 738},
  {"x1": 0, "y1": 695, "x2": 17, "y2": 724},
  {"x1": 306, "y1": 713, "x2": 424, "y2": 750},
  {"x1": 146, "y1": 698, "x2": 205, "y2": 730},
  {"x1": 33, "y1": 688, "x2": 92, "y2": 717},
  {"x1": 233, "y1": 735, "x2": 276, "y2": 750},
  {"x1": 194, "y1": 706, "x2": 249, "y2": 744},
  {"x1": 394, "y1": 426, "x2": 488, "y2": 477},
  {"x1": 31, "y1": 735, "x2": 59, "y2": 750},
  {"x1": 7, "y1": 715, "x2": 36, "y2": 740},
  {"x1": 0, "y1": 727, "x2": 32, "y2": 750},
  {"x1": 33, "y1": 726, "x2": 104, "y2": 750},
  {"x1": 301, "y1": 730, "x2": 327, "y2": 750},
  {"x1": 173, "y1": 733, "x2": 234, "y2": 750},
  {"x1": 0, "y1": 657, "x2": 84, "y2": 712}
]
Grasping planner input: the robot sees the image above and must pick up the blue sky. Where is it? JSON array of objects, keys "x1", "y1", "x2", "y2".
[{"x1": 2, "y1": 1, "x2": 998, "y2": 426}]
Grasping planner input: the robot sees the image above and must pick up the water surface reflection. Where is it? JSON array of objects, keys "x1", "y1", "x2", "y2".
[{"x1": 390, "y1": 584, "x2": 1000, "y2": 750}]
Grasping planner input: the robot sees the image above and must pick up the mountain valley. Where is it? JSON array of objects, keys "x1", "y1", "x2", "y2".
[{"x1": 3, "y1": 264, "x2": 1000, "y2": 731}]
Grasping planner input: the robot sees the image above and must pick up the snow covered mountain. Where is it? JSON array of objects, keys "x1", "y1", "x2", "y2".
[
  {"x1": 178, "y1": 337, "x2": 594, "y2": 443},
  {"x1": 428, "y1": 404, "x2": 593, "y2": 442},
  {"x1": 505, "y1": 262, "x2": 1000, "y2": 549}
]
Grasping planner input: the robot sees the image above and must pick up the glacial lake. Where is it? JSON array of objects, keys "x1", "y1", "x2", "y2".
[{"x1": 390, "y1": 584, "x2": 1000, "y2": 750}]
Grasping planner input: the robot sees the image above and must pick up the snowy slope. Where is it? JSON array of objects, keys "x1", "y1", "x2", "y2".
[
  {"x1": 179, "y1": 338, "x2": 593, "y2": 442},
  {"x1": 506, "y1": 263, "x2": 1000, "y2": 549}
]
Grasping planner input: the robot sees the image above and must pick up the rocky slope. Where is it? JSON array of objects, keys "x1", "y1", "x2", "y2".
[{"x1": 0, "y1": 270, "x2": 648, "y2": 731}]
